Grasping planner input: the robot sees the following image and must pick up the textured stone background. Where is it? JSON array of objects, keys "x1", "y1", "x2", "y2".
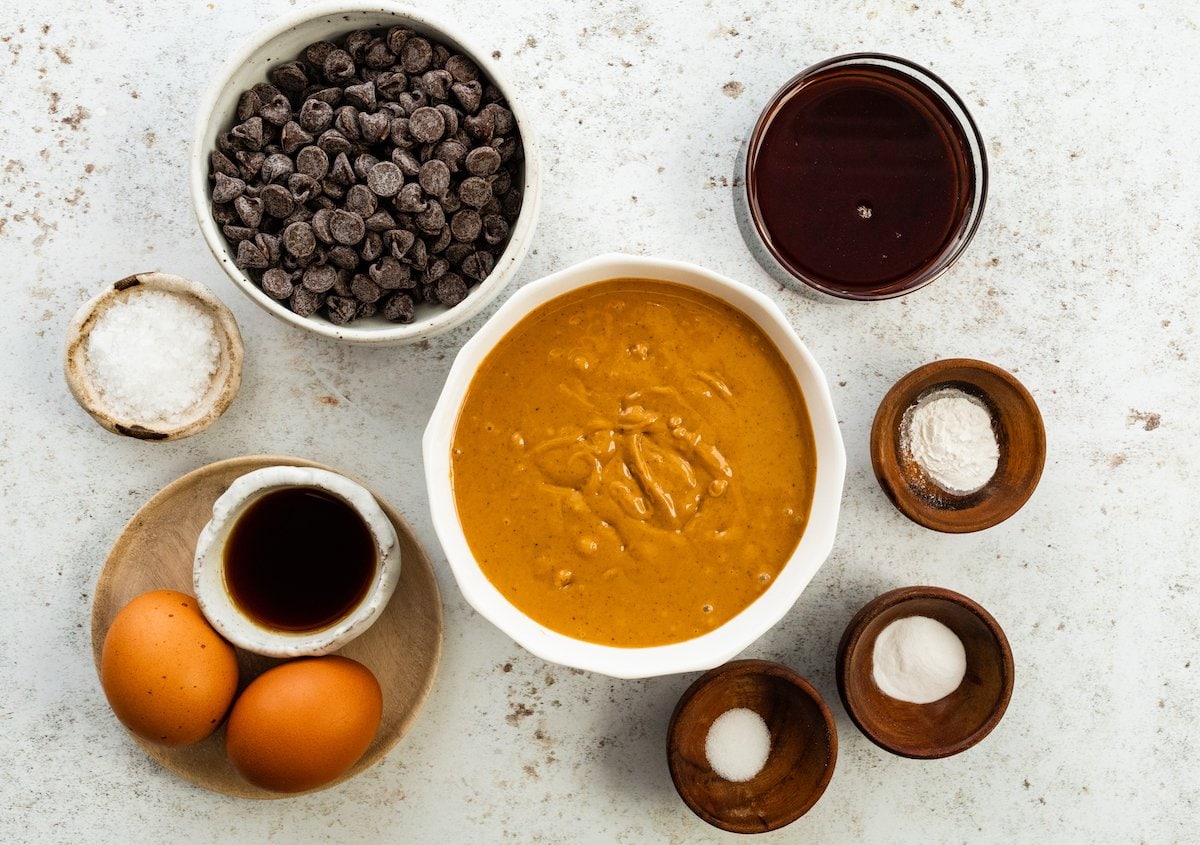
[{"x1": 1, "y1": 0, "x2": 1195, "y2": 841}]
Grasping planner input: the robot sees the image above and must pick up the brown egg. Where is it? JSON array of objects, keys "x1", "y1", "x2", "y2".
[
  {"x1": 225, "y1": 655, "x2": 383, "y2": 793},
  {"x1": 100, "y1": 589, "x2": 239, "y2": 746}
]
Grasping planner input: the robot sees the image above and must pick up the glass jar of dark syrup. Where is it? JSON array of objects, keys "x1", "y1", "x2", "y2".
[{"x1": 742, "y1": 54, "x2": 987, "y2": 300}]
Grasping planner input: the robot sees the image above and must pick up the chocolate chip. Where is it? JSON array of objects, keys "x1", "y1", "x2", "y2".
[
  {"x1": 385, "y1": 228, "x2": 416, "y2": 259},
  {"x1": 280, "y1": 121, "x2": 314, "y2": 154},
  {"x1": 304, "y1": 41, "x2": 337, "y2": 69},
  {"x1": 302, "y1": 263, "x2": 337, "y2": 293},
  {"x1": 296, "y1": 145, "x2": 330, "y2": 179},
  {"x1": 364, "y1": 40, "x2": 395, "y2": 70},
  {"x1": 382, "y1": 291, "x2": 415, "y2": 322},
  {"x1": 212, "y1": 171, "x2": 246, "y2": 203},
  {"x1": 429, "y1": 224, "x2": 452, "y2": 254},
  {"x1": 458, "y1": 176, "x2": 492, "y2": 208},
  {"x1": 365, "y1": 209, "x2": 396, "y2": 232},
  {"x1": 235, "y1": 239, "x2": 269, "y2": 269},
  {"x1": 326, "y1": 294, "x2": 358, "y2": 324},
  {"x1": 299, "y1": 98, "x2": 334, "y2": 133},
  {"x1": 451, "y1": 81, "x2": 482, "y2": 114},
  {"x1": 323, "y1": 49, "x2": 356, "y2": 83},
  {"x1": 420, "y1": 69, "x2": 453, "y2": 101},
  {"x1": 210, "y1": 150, "x2": 240, "y2": 179},
  {"x1": 376, "y1": 71, "x2": 408, "y2": 100},
  {"x1": 283, "y1": 221, "x2": 316, "y2": 257},
  {"x1": 317, "y1": 128, "x2": 352, "y2": 157},
  {"x1": 370, "y1": 256, "x2": 413, "y2": 289},
  {"x1": 395, "y1": 182, "x2": 427, "y2": 212},
  {"x1": 462, "y1": 250, "x2": 495, "y2": 282},
  {"x1": 400, "y1": 37, "x2": 433, "y2": 73},
  {"x1": 350, "y1": 273, "x2": 384, "y2": 303},
  {"x1": 449, "y1": 208, "x2": 482, "y2": 242},
  {"x1": 418, "y1": 159, "x2": 451, "y2": 197},
  {"x1": 352, "y1": 153, "x2": 379, "y2": 183},
  {"x1": 261, "y1": 267, "x2": 294, "y2": 299},
  {"x1": 237, "y1": 90, "x2": 262, "y2": 123},
  {"x1": 359, "y1": 231, "x2": 383, "y2": 263},
  {"x1": 435, "y1": 272, "x2": 469, "y2": 306},
  {"x1": 415, "y1": 202, "x2": 445, "y2": 234},
  {"x1": 386, "y1": 26, "x2": 413, "y2": 54},
  {"x1": 262, "y1": 153, "x2": 294, "y2": 183},
  {"x1": 330, "y1": 209, "x2": 366, "y2": 245},
  {"x1": 482, "y1": 213, "x2": 509, "y2": 245},
  {"x1": 212, "y1": 202, "x2": 236, "y2": 226},
  {"x1": 312, "y1": 207, "x2": 334, "y2": 243},
  {"x1": 366, "y1": 161, "x2": 403, "y2": 197},
  {"x1": 437, "y1": 104, "x2": 461, "y2": 138},
  {"x1": 358, "y1": 110, "x2": 391, "y2": 143},
  {"x1": 261, "y1": 184, "x2": 295, "y2": 218},
  {"x1": 256, "y1": 95, "x2": 289, "y2": 127},
  {"x1": 422, "y1": 257, "x2": 450, "y2": 284},
  {"x1": 222, "y1": 224, "x2": 255, "y2": 243},
  {"x1": 464, "y1": 145, "x2": 500, "y2": 177},
  {"x1": 345, "y1": 183, "x2": 378, "y2": 217},
  {"x1": 270, "y1": 61, "x2": 309, "y2": 93},
  {"x1": 445, "y1": 55, "x2": 480, "y2": 84},
  {"x1": 290, "y1": 286, "x2": 323, "y2": 317},
  {"x1": 330, "y1": 151, "x2": 356, "y2": 186},
  {"x1": 232, "y1": 116, "x2": 266, "y2": 150},
  {"x1": 409, "y1": 107, "x2": 446, "y2": 143},
  {"x1": 341, "y1": 81, "x2": 373, "y2": 112},
  {"x1": 327, "y1": 244, "x2": 359, "y2": 269},
  {"x1": 391, "y1": 148, "x2": 421, "y2": 176},
  {"x1": 234, "y1": 195, "x2": 264, "y2": 228}
]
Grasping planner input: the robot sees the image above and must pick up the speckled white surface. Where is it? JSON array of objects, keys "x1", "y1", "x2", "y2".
[{"x1": 1, "y1": 0, "x2": 1196, "y2": 841}]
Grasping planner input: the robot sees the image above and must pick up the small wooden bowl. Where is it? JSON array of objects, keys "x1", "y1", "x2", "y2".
[
  {"x1": 836, "y1": 586, "x2": 1014, "y2": 759},
  {"x1": 65, "y1": 272, "x2": 243, "y2": 441},
  {"x1": 870, "y1": 358, "x2": 1045, "y2": 532},
  {"x1": 667, "y1": 659, "x2": 837, "y2": 834}
]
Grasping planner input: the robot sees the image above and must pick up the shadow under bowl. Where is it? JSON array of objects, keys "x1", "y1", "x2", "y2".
[
  {"x1": 836, "y1": 586, "x2": 1014, "y2": 759},
  {"x1": 667, "y1": 659, "x2": 837, "y2": 834}
]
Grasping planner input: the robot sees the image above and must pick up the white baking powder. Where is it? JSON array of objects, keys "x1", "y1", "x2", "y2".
[
  {"x1": 705, "y1": 707, "x2": 770, "y2": 782},
  {"x1": 903, "y1": 388, "x2": 999, "y2": 494},
  {"x1": 872, "y1": 615, "x2": 966, "y2": 704},
  {"x1": 84, "y1": 290, "x2": 220, "y2": 424}
]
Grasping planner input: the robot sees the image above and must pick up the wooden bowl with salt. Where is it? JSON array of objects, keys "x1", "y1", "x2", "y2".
[
  {"x1": 870, "y1": 358, "x2": 1045, "y2": 533},
  {"x1": 836, "y1": 586, "x2": 1014, "y2": 759},
  {"x1": 65, "y1": 272, "x2": 243, "y2": 441},
  {"x1": 666, "y1": 659, "x2": 837, "y2": 834}
]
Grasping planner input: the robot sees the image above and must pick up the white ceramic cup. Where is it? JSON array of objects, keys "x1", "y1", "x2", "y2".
[
  {"x1": 194, "y1": 466, "x2": 401, "y2": 657},
  {"x1": 423, "y1": 253, "x2": 847, "y2": 679}
]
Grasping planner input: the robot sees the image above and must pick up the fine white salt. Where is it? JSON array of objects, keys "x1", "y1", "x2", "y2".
[
  {"x1": 705, "y1": 707, "x2": 770, "y2": 782},
  {"x1": 83, "y1": 290, "x2": 220, "y2": 424},
  {"x1": 872, "y1": 615, "x2": 967, "y2": 704}
]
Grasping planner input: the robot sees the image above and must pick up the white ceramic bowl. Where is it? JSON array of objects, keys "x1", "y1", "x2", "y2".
[
  {"x1": 193, "y1": 466, "x2": 401, "y2": 657},
  {"x1": 423, "y1": 253, "x2": 847, "y2": 679},
  {"x1": 64, "y1": 272, "x2": 243, "y2": 441},
  {"x1": 189, "y1": 1, "x2": 541, "y2": 345}
]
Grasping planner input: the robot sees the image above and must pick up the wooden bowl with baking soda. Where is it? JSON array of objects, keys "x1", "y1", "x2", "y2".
[
  {"x1": 666, "y1": 659, "x2": 837, "y2": 834},
  {"x1": 836, "y1": 586, "x2": 1014, "y2": 759},
  {"x1": 870, "y1": 358, "x2": 1045, "y2": 533}
]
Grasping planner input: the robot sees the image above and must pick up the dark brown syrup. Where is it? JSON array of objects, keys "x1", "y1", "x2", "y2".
[
  {"x1": 224, "y1": 486, "x2": 376, "y2": 632},
  {"x1": 748, "y1": 63, "x2": 974, "y2": 296}
]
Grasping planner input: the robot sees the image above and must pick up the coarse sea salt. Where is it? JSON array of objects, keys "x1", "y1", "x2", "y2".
[
  {"x1": 705, "y1": 707, "x2": 771, "y2": 782},
  {"x1": 83, "y1": 290, "x2": 220, "y2": 424}
]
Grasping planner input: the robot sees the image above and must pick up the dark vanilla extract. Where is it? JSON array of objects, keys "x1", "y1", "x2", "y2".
[
  {"x1": 748, "y1": 62, "x2": 976, "y2": 297},
  {"x1": 224, "y1": 487, "x2": 376, "y2": 632}
]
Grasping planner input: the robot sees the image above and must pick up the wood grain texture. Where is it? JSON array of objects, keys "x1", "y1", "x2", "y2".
[
  {"x1": 666, "y1": 659, "x2": 837, "y2": 834},
  {"x1": 90, "y1": 455, "x2": 443, "y2": 799},
  {"x1": 836, "y1": 586, "x2": 1014, "y2": 759},
  {"x1": 870, "y1": 358, "x2": 1046, "y2": 533}
]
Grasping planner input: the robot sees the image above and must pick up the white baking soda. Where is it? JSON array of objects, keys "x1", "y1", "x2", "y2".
[
  {"x1": 872, "y1": 615, "x2": 967, "y2": 704},
  {"x1": 705, "y1": 707, "x2": 771, "y2": 782},
  {"x1": 903, "y1": 387, "x2": 999, "y2": 494}
]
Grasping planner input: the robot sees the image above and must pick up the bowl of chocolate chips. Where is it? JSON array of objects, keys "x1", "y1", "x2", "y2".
[{"x1": 190, "y1": 1, "x2": 540, "y2": 344}]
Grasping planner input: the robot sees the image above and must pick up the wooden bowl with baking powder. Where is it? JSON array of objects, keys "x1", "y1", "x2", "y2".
[
  {"x1": 666, "y1": 659, "x2": 837, "y2": 834},
  {"x1": 870, "y1": 358, "x2": 1045, "y2": 533},
  {"x1": 836, "y1": 586, "x2": 1014, "y2": 759}
]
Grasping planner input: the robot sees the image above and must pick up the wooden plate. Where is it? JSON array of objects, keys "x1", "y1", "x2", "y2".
[{"x1": 90, "y1": 455, "x2": 444, "y2": 798}]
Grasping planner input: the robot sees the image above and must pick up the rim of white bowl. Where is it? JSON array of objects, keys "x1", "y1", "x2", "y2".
[
  {"x1": 423, "y1": 253, "x2": 847, "y2": 679},
  {"x1": 188, "y1": 0, "x2": 542, "y2": 345}
]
